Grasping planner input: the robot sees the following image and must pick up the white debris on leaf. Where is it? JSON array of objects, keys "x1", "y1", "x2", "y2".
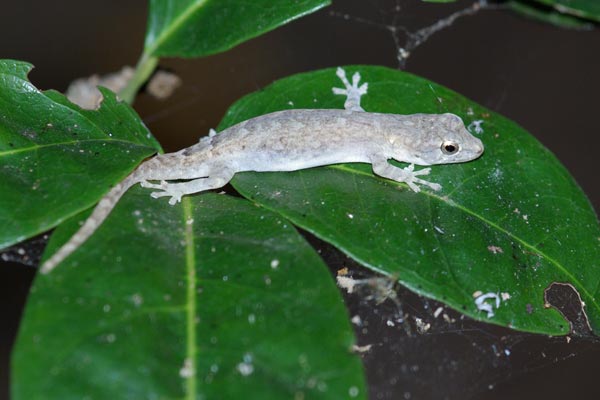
[
  {"x1": 130, "y1": 293, "x2": 144, "y2": 307},
  {"x1": 467, "y1": 119, "x2": 484, "y2": 134},
  {"x1": 487, "y1": 245, "x2": 504, "y2": 254},
  {"x1": 179, "y1": 358, "x2": 195, "y2": 378},
  {"x1": 474, "y1": 292, "x2": 501, "y2": 318},
  {"x1": 105, "y1": 333, "x2": 116, "y2": 343},
  {"x1": 237, "y1": 353, "x2": 254, "y2": 376}
]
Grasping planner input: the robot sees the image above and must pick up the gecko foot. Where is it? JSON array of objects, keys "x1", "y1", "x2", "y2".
[
  {"x1": 332, "y1": 67, "x2": 368, "y2": 112},
  {"x1": 140, "y1": 180, "x2": 168, "y2": 190},
  {"x1": 150, "y1": 189, "x2": 182, "y2": 205},
  {"x1": 141, "y1": 180, "x2": 182, "y2": 204},
  {"x1": 401, "y1": 164, "x2": 442, "y2": 192}
]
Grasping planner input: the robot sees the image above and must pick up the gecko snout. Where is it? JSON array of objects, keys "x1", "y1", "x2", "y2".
[
  {"x1": 467, "y1": 140, "x2": 485, "y2": 161},
  {"x1": 474, "y1": 141, "x2": 484, "y2": 156}
]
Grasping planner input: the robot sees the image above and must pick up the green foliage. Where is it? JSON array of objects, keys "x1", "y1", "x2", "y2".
[
  {"x1": 421, "y1": 0, "x2": 600, "y2": 25},
  {"x1": 12, "y1": 191, "x2": 366, "y2": 399},
  {"x1": 121, "y1": 0, "x2": 330, "y2": 105},
  {"x1": 5, "y1": 0, "x2": 600, "y2": 398},
  {"x1": 221, "y1": 66, "x2": 600, "y2": 335},
  {"x1": 530, "y1": 0, "x2": 600, "y2": 22},
  {"x1": 144, "y1": 0, "x2": 330, "y2": 58},
  {"x1": 510, "y1": 0, "x2": 598, "y2": 27},
  {"x1": 0, "y1": 60, "x2": 160, "y2": 249}
]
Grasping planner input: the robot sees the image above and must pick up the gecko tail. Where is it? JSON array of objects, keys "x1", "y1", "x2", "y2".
[{"x1": 40, "y1": 174, "x2": 140, "y2": 274}]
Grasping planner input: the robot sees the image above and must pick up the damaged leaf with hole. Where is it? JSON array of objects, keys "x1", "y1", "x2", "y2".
[
  {"x1": 224, "y1": 66, "x2": 600, "y2": 336},
  {"x1": 0, "y1": 60, "x2": 161, "y2": 250}
]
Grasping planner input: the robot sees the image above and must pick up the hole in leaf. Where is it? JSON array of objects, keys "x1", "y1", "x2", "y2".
[{"x1": 544, "y1": 282, "x2": 593, "y2": 337}]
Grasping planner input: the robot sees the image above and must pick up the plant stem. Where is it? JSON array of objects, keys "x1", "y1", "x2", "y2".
[{"x1": 118, "y1": 53, "x2": 158, "y2": 105}]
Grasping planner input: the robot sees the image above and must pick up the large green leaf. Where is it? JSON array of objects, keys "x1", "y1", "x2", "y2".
[
  {"x1": 12, "y1": 191, "x2": 365, "y2": 399},
  {"x1": 0, "y1": 60, "x2": 160, "y2": 249},
  {"x1": 144, "y1": 0, "x2": 330, "y2": 58},
  {"x1": 218, "y1": 66, "x2": 600, "y2": 336}
]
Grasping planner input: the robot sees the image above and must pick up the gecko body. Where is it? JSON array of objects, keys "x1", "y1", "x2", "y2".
[{"x1": 41, "y1": 68, "x2": 483, "y2": 274}]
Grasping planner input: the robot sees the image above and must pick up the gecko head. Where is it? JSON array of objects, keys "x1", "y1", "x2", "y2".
[{"x1": 390, "y1": 113, "x2": 484, "y2": 166}]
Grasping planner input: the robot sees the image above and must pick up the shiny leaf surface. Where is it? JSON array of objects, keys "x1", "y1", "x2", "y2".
[
  {"x1": 145, "y1": 0, "x2": 330, "y2": 57},
  {"x1": 220, "y1": 66, "x2": 600, "y2": 335},
  {"x1": 0, "y1": 60, "x2": 160, "y2": 249},
  {"x1": 12, "y1": 191, "x2": 365, "y2": 399}
]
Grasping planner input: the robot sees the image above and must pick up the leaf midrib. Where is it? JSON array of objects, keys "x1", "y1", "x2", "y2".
[
  {"x1": 183, "y1": 198, "x2": 198, "y2": 399},
  {"x1": 0, "y1": 138, "x2": 154, "y2": 157},
  {"x1": 146, "y1": 0, "x2": 209, "y2": 57}
]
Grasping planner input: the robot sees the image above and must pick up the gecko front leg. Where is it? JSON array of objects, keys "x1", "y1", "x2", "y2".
[
  {"x1": 371, "y1": 157, "x2": 442, "y2": 192},
  {"x1": 140, "y1": 168, "x2": 234, "y2": 205},
  {"x1": 332, "y1": 67, "x2": 368, "y2": 112}
]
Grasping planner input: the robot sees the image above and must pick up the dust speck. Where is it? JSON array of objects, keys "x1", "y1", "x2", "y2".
[
  {"x1": 487, "y1": 245, "x2": 503, "y2": 254},
  {"x1": 237, "y1": 353, "x2": 254, "y2": 376},
  {"x1": 131, "y1": 293, "x2": 144, "y2": 307},
  {"x1": 179, "y1": 358, "x2": 195, "y2": 378}
]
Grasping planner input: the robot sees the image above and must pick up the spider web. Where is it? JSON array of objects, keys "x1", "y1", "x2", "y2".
[
  {"x1": 310, "y1": 232, "x2": 599, "y2": 400},
  {"x1": 328, "y1": 0, "x2": 505, "y2": 69}
]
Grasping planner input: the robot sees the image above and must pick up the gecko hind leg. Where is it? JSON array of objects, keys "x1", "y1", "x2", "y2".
[
  {"x1": 371, "y1": 159, "x2": 442, "y2": 193},
  {"x1": 141, "y1": 169, "x2": 234, "y2": 205},
  {"x1": 332, "y1": 67, "x2": 368, "y2": 112}
]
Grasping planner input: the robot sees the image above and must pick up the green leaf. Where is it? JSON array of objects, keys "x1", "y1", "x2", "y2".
[
  {"x1": 0, "y1": 60, "x2": 160, "y2": 250},
  {"x1": 144, "y1": 0, "x2": 331, "y2": 58},
  {"x1": 12, "y1": 191, "x2": 365, "y2": 399},
  {"x1": 509, "y1": 0, "x2": 596, "y2": 27},
  {"x1": 530, "y1": 0, "x2": 600, "y2": 22},
  {"x1": 218, "y1": 66, "x2": 600, "y2": 336}
]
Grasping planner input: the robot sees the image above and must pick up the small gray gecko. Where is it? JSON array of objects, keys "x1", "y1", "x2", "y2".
[{"x1": 41, "y1": 68, "x2": 483, "y2": 274}]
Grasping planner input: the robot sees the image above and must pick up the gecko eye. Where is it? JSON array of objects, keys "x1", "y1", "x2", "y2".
[{"x1": 441, "y1": 141, "x2": 459, "y2": 155}]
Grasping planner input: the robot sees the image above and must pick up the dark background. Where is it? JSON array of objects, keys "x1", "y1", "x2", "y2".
[{"x1": 1, "y1": 0, "x2": 599, "y2": 399}]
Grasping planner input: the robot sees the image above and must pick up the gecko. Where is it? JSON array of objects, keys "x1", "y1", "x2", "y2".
[{"x1": 40, "y1": 67, "x2": 484, "y2": 274}]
